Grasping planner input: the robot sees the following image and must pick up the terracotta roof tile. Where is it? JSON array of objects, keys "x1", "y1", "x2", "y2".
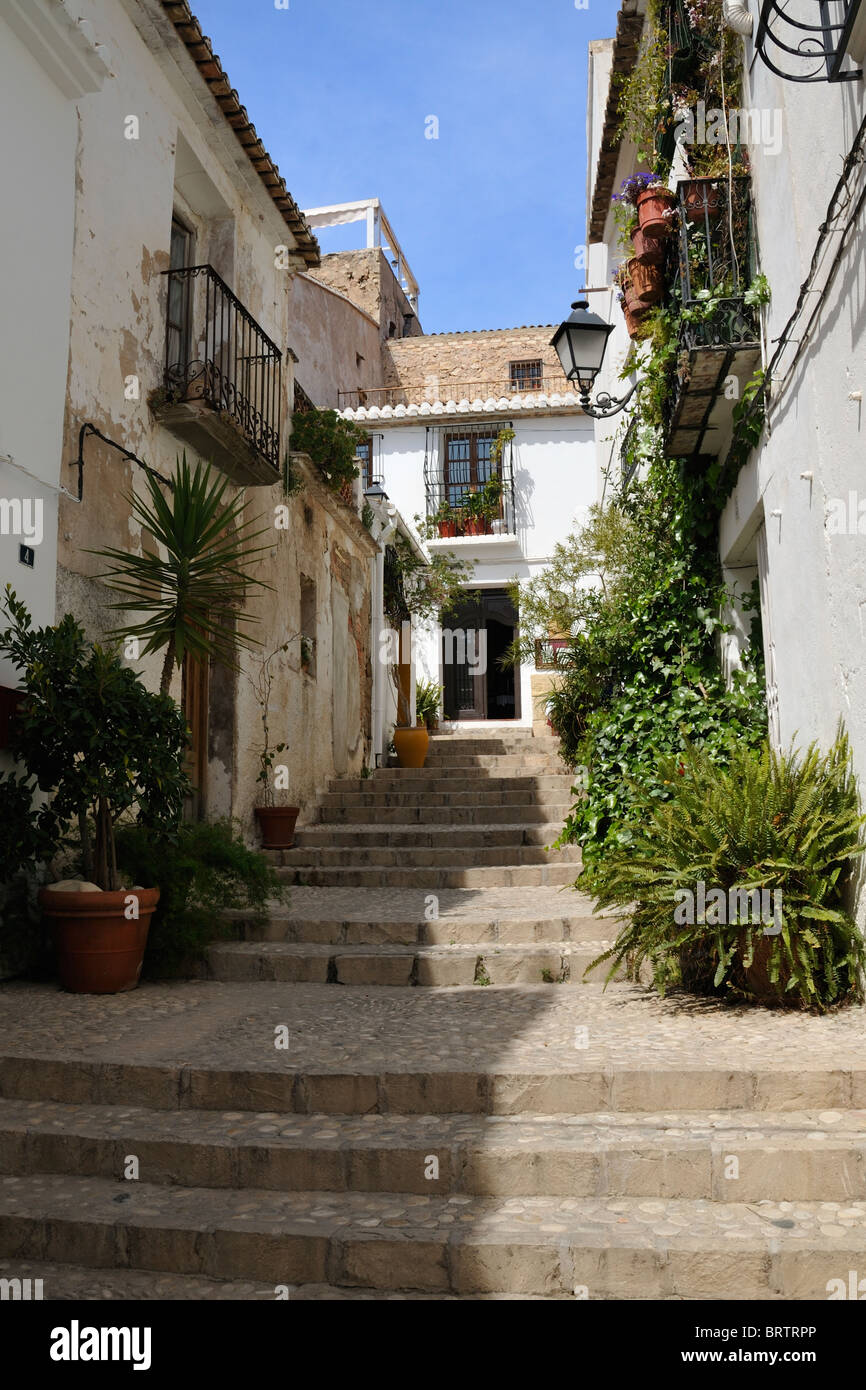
[{"x1": 159, "y1": 1, "x2": 320, "y2": 267}]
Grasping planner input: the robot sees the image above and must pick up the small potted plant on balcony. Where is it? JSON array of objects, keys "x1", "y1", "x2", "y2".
[
  {"x1": 614, "y1": 266, "x2": 650, "y2": 339},
  {"x1": 626, "y1": 254, "x2": 665, "y2": 306},
  {"x1": 434, "y1": 499, "x2": 459, "y2": 538},
  {"x1": 463, "y1": 489, "x2": 491, "y2": 536},
  {"x1": 0, "y1": 589, "x2": 189, "y2": 994},
  {"x1": 248, "y1": 640, "x2": 300, "y2": 849}
]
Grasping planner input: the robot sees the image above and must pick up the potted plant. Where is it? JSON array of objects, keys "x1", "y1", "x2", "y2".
[
  {"x1": 247, "y1": 640, "x2": 300, "y2": 849},
  {"x1": 630, "y1": 222, "x2": 666, "y2": 266},
  {"x1": 614, "y1": 172, "x2": 677, "y2": 239},
  {"x1": 0, "y1": 588, "x2": 189, "y2": 994},
  {"x1": 681, "y1": 177, "x2": 723, "y2": 224},
  {"x1": 626, "y1": 256, "x2": 664, "y2": 305},
  {"x1": 392, "y1": 680, "x2": 430, "y2": 768},
  {"x1": 463, "y1": 489, "x2": 491, "y2": 536},
  {"x1": 416, "y1": 678, "x2": 443, "y2": 732},
  {"x1": 434, "y1": 500, "x2": 459, "y2": 538}
]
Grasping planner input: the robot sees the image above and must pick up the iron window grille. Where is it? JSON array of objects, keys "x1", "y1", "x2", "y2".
[
  {"x1": 509, "y1": 359, "x2": 544, "y2": 391},
  {"x1": 162, "y1": 263, "x2": 283, "y2": 471},
  {"x1": 355, "y1": 433, "x2": 384, "y2": 491},
  {"x1": 755, "y1": 0, "x2": 863, "y2": 82},
  {"x1": 423, "y1": 421, "x2": 516, "y2": 535}
]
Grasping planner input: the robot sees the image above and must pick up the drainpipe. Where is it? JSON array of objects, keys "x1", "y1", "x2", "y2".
[{"x1": 722, "y1": 0, "x2": 753, "y2": 34}]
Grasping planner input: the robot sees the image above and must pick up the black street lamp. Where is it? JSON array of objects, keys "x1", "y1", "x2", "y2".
[{"x1": 550, "y1": 300, "x2": 646, "y2": 418}]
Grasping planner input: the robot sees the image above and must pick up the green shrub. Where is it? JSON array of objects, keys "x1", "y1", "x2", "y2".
[
  {"x1": 115, "y1": 818, "x2": 286, "y2": 977},
  {"x1": 290, "y1": 408, "x2": 365, "y2": 492},
  {"x1": 587, "y1": 731, "x2": 866, "y2": 1011}
]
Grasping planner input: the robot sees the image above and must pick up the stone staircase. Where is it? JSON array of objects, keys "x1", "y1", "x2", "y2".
[{"x1": 1, "y1": 728, "x2": 865, "y2": 1300}]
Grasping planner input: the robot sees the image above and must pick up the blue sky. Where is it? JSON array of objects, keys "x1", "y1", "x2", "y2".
[{"x1": 194, "y1": 0, "x2": 622, "y2": 333}]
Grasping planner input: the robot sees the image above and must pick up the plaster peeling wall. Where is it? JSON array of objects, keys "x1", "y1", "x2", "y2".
[{"x1": 287, "y1": 273, "x2": 383, "y2": 409}]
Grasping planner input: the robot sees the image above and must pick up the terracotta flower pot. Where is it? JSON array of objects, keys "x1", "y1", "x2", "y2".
[
  {"x1": 626, "y1": 257, "x2": 664, "y2": 306},
  {"x1": 393, "y1": 725, "x2": 429, "y2": 768},
  {"x1": 630, "y1": 225, "x2": 666, "y2": 266},
  {"x1": 437, "y1": 520, "x2": 458, "y2": 537},
  {"x1": 622, "y1": 298, "x2": 649, "y2": 339},
  {"x1": 254, "y1": 805, "x2": 300, "y2": 849},
  {"x1": 39, "y1": 885, "x2": 160, "y2": 994},
  {"x1": 683, "y1": 180, "x2": 723, "y2": 223},
  {"x1": 636, "y1": 186, "x2": 677, "y2": 237},
  {"x1": 463, "y1": 517, "x2": 490, "y2": 536}
]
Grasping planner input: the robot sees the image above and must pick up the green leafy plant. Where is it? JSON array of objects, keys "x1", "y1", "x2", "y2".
[
  {"x1": 115, "y1": 818, "x2": 285, "y2": 977},
  {"x1": 0, "y1": 588, "x2": 190, "y2": 891},
  {"x1": 290, "y1": 407, "x2": 365, "y2": 492},
  {"x1": 416, "y1": 679, "x2": 443, "y2": 728},
  {"x1": 586, "y1": 731, "x2": 866, "y2": 1011},
  {"x1": 93, "y1": 453, "x2": 272, "y2": 695}
]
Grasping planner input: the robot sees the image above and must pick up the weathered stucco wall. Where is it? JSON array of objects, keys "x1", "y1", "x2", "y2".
[
  {"x1": 287, "y1": 273, "x2": 383, "y2": 409},
  {"x1": 52, "y1": 0, "x2": 375, "y2": 835}
]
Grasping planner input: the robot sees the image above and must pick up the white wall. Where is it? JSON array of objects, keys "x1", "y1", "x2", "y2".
[
  {"x1": 0, "y1": 1, "x2": 106, "y2": 689},
  {"x1": 375, "y1": 414, "x2": 598, "y2": 725}
]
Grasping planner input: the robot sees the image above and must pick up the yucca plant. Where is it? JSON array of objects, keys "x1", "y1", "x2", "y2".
[
  {"x1": 587, "y1": 728, "x2": 866, "y2": 1010},
  {"x1": 93, "y1": 454, "x2": 272, "y2": 694}
]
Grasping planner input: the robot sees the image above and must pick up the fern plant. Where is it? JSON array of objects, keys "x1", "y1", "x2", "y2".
[{"x1": 587, "y1": 729, "x2": 866, "y2": 1011}]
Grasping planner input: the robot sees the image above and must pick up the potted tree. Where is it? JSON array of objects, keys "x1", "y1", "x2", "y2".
[
  {"x1": 0, "y1": 588, "x2": 189, "y2": 993},
  {"x1": 247, "y1": 640, "x2": 300, "y2": 849}
]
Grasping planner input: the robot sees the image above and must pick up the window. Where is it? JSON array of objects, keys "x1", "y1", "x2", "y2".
[
  {"x1": 509, "y1": 359, "x2": 543, "y2": 391},
  {"x1": 443, "y1": 430, "x2": 499, "y2": 508},
  {"x1": 354, "y1": 434, "x2": 383, "y2": 492},
  {"x1": 166, "y1": 216, "x2": 193, "y2": 372}
]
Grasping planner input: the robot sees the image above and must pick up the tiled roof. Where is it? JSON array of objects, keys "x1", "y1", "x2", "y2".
[
  {"x1": 588, "y1": 0, "x2": 645, "y2": 244},
  {"x1": 400, "y1": 326, "x2": 558, "y2": 338},
  {"x1": 160, "y1": 2, "x2": 320, "y2": 267},
  {"x1": 341, "y1": 392, "x2": 585, "y2": 422}
]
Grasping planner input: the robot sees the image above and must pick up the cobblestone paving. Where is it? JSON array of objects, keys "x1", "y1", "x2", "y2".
[{"x1": 1, "y1": 979, "x2": 864, "y2": 1074}]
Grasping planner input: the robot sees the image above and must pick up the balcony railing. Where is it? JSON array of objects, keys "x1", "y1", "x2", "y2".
[
  {"x1": 158, "y1": 264, "x2": 282, "y2": 481},
  {"x1": 423, "y1": 421, "x2": 517, "y2": 538},
  {"x1": 663, "y1": 177, "x2": 763, "y2": 458},
  {"x1": 338, "y1": 377, "x2": 574, "y2": 412},
  {"x1": 755, "y1": 0, "x2": 863, "y2": 82}
]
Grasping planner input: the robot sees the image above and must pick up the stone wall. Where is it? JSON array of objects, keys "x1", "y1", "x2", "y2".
[
  {"x1": 309, "y1": 249, "x2": 423, "y2": 341},
  {"x1": 382, "y1": 327, "x2": 569, "y2": 394}
]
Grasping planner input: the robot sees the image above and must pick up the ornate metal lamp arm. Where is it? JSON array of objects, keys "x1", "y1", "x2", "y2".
[{"x1": 577, "y1": 375, "x2": 648, "y2": 419}]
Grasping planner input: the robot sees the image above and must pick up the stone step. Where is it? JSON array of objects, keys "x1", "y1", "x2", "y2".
[
  {"x1": 395, "y1": 758, "x2": 565, "y2": 773},
  {"x1": 4, "y1": 1043, "x2": 864, "y2": 1117},
  {"x1": 0, "y1": 1260, "x2": 536, "y2": 1300},
  {"x1": 2, "y1": 1102, "x2": 863, "y2": 1202},
  {"x1": 274, "y1": 863, "x2": 580, "y2": 888},
  {"x1": 292, "y1": 824, "x2": 566, "y2": 849},
  {"x1": 427, "y1": 736, "x2": 560, "y2": 751},
  {"x1": 231, "y1": 912, "x2": 611, "y2": 947},
  {"x1": 330, "y1": 774, "x2": 573, "y2": 793},
  {"x1": 274, "y1": 844, "x2": 580, "y2": 870},
  {"x1": 318, "y1": 790, "x2": 573, "y2": 810},
  {"x1": 0, "y1": 1175, "x2": 860, "y2": 1297},
  {"x1": 204, "y1": 941, "x2": 615, "y2": 986},
  {"x1": 318, "y1": 803, "x2": 573, "y2": 825}
]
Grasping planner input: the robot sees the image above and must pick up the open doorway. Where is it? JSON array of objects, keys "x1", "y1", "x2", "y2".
[{"x1": 442, "y1": 588, "x2": 520, "y2": 721}]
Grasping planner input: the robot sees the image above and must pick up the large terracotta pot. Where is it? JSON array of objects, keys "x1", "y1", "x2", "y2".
[
  {"x1": 254, "y1": 805, "x2": 300, "y2": 848},
  {"x1": 393, "y1": 725, "x2": 429, "y2": 768},
  {"x1": 438, "y1": 520, "x2": 458, "y2": 538},
  {"x1": 463, "y1": 517, "x2": 490, "y2": 536},
  {"x1": 636, "y1": 186, "x2": 677, "y2": 237},
  {"x1": 39, "y1": 885, "x2": 160, "y2": 994},
  {"x1": 622, "y1": 302, "x2": 648, "y2": 339},
  {"x1": 626, "y1": 257, "x2": 664, "y2": 305},
  {"x1": 682, "y1": 180, "x2": 722, "y2": 223},
  {"x1": 630, "y1": 224, "x2": 666, "y2": 266}
]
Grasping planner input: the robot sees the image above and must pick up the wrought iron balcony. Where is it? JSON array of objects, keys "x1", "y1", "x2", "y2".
[
  {"x1": 154, "y1": 264, "x2": 283, "y2": 485},
  {"x1": 755, "y1": 0, "x2": 864, "y2": 82},
  {"x1": 423, "y1": 421, "x2": 517, "y2": 540},
  {"x1": 663, "y1": 177, "x2": 763, "y2": 459}
]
